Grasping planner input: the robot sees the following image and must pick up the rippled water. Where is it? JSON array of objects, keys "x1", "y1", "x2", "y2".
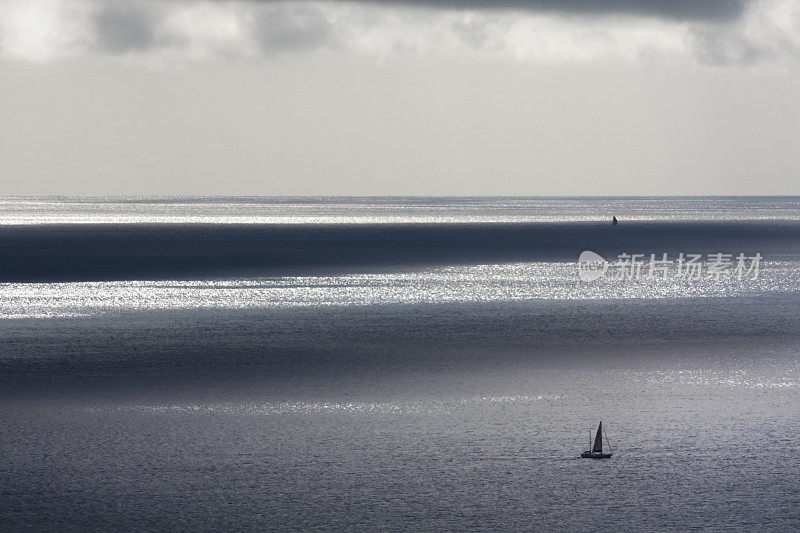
[
  {"x1": 4, "y1": 343, "x2": 799, "y2": 531},
  {"x1": 2, "y1": 197, "x2": 800, "y2": 531},
  {"x1": 1, "y1": 260, "x2": 796, "y2": 319},
  {"x1": 3, "y1": 195, "x2": 800, "y2": 224}
]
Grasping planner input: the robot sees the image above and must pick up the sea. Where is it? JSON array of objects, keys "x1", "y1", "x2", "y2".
[{"x1": 1, "y1": 197, "x2": 799, "y2": 531}]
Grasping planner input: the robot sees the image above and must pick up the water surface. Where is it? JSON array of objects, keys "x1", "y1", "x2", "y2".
[{"x1": 2, "y1": 197, "x2": 799, "y2": 531}]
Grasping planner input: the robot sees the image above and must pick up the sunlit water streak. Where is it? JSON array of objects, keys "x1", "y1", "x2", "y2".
[
  {"x1": 3, "y1": 196, "x2": 800, "y2": 224},
  {"x1": 85, "y1": 395, "x2": 563, "y2": 417},
  {"x1": 1, "y1": 261, "x2": 796, "y2": 319},
  {"x1": 632, "y1": 369, "x2": 800, "y2": 390},
  {"x1": 82, "y1": 367, "x2": 800, "y2": 418}
]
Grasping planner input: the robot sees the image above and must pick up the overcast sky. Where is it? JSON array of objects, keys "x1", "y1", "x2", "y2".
[{"x1": 1, "y1": 0, "x2": 799, "y2": 195}]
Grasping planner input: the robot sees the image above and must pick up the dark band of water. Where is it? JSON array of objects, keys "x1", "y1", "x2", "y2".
[{"x1": 2, "y1": 220, "x2": 798, "y2": 281}]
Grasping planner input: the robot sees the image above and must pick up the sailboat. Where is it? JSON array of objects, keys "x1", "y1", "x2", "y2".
[{"x1": 580, "y1": 421, "x2": 613, "y2": 459}]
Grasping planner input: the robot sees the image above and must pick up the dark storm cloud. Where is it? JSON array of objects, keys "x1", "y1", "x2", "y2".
[
  {"x1": 95, "y1": 4, "x2": 157, "y2": 54},
  {"x1": 90, "y1": 2, "x2": 336, "y2": 56},
  {"x1": 77, "y1": 0, "x2": 768, "y2": 64},
  {"x1": 255, "y1": 5, "x2": 336, "y2": 53},
  {"x1": 318, "y1": 0, "x2": 750, "y2": 21}
]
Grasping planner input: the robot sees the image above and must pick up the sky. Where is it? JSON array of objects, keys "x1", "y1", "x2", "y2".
[{"x1": 0, "y1": 0, "x2": 799, "y2": 196}]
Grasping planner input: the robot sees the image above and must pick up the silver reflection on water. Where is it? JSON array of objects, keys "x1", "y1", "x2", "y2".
[
  {"x1": 1, "y1": 260, "x2": 797, "y2": 319},
  {"x1": 3, "y1": 196, "x2": 800, "y2": 224},
  {"x1": 85, "y1": 395, "x2": 562, "y2": 417}
]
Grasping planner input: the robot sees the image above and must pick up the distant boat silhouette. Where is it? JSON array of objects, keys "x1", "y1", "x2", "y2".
[
  {"x1": 581, "y1": 421, "x2": 613, "y2": 459},
  {"x1": 612, "y1": 216, "x2": 618, "y2": 226}
]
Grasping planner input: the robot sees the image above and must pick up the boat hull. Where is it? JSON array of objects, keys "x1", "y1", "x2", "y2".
[{"x1": 580, "y1": 451, "x2": 613, "y2": 459}]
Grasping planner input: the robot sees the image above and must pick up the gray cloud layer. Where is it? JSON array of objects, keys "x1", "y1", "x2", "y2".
[
  {"x1": 347, "y1": 0, "x2": 749, "y2": 21},
  {"x1": 95, "y1": 4, "x2": 158, "y2": 53},
  {"x1": 91, "y1": 2, "x2": 338, "y2": 56},
  {"x1": 89, "y1": 0, "x2": 753, "y2": 58},
  {"x1": 2, "y1": 0, "x2": 798, "y2": 68},
  {"x1": 87, "y1": 0, "x2": 754, "y2": 59},
  {"x1": 254, "y1": 5, "x2": 335, "y2": 53}
]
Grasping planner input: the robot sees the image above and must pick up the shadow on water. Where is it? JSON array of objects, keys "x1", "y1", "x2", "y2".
[
  {"x1": 2, "y1": 220, "x2": 800, "y2": 281},
  {"x1": 2, "y1": 296, "x2": 800, "y2": 401}
]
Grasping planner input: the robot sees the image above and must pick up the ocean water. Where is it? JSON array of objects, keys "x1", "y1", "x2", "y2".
[{"x1": 1, "y1": 197, "x2": 800, "y2": 531}]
